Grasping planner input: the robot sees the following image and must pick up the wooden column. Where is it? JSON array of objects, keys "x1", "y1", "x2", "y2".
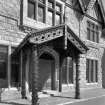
[
  {"x1": 75, "y1": 54, "x2": 80, "y2": 99},
  {"x1": 31, "y1": 45, "x2": 39, "y2": 105},
  {"x1": 21, "y1": 50, "x2": 27, "y2": 99}
]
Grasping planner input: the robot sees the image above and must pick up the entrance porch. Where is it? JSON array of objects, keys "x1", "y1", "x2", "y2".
[{"x1": 12, "y1": 24, "x2": 88, "y2": 102}]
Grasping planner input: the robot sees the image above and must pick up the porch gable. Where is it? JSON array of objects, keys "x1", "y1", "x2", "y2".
[{"x1": 13, "y1": 24, "x2": 88, "y2": 55}]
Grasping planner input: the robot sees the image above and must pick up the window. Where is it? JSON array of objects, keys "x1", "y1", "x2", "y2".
[
  {"x1": 47, "y1": 0, "x2": 62, "y2": 26},
  {"x1": 48, "y1": 10, "x2": 53, "y2": 25},
  {"x1": 55, "y1": 14, "x2": 61, "y2": 25},
  {"x1": 28, "y1": 0, "x2": 45, "y2": 23},
  {"x1": 28, "y1": 0, "x2": 35, "y2": 19},
  {"x1": 0, "y1": 46, "x2": 8, "y2": 79},
  {"x1": 62, "y1": 57, "x2": 73, "y2": 84},
  {"x1": 87, "y1": 21, "x2": 99, "y2": 43},
  {"x1": 38, "y1": 5, "x2": 45, "y2": 22},
  {"x1": 55, "y1": 3, "x2": 62, "y2": 25},
  {"x1": 86, "y1": 59, "x2": 98, "y2": 83},
  {"x1": 28, "y1": 0, "x2": 62, "y2": 25}
]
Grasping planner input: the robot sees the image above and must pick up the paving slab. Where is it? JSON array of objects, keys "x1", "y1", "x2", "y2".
[{"x1": 0, "y1": 88, "x2": 105, "y2": 105}]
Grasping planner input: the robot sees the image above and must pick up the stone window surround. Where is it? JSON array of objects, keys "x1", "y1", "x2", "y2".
[
  {"x1": 28, "y1": 0, "x2": 46, "y2": 23},
  {"x1": 87, "y1": 20, "x2": 99, "y2": 43},
  {"x1": 0, "y1": 45, "x2": 17, "y2": 88},
  {"x1": 86, "y1": 58, "x2": 98, "y2": 83},
  {"x1": 0, "y1": 45, "x2": 8, "y2": 79},
  {"x1": 23, "y1": 0, "x2": 64, "y2": 29},
  {"x1": 62, "y1": 57, "x2": 74, "y2": 84}
]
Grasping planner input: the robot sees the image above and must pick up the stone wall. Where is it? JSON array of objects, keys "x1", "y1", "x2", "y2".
[
  {"x1": 0, "y1": 0, "x2": 20, "y2": 21},
  {"x1": 0, "y1": 0, "x2": 25, "y2": 46},
  {"x1": 65, "y1": 3, "x2": 105, "y2": 89},
  {"x1": 0, "y1": 0, "x2": 104, "y2": 89}
]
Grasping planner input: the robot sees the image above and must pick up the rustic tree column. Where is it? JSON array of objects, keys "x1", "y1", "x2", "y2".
[
  {"x1": 59, "y1": 55, "x2": 64, "y2": 92},
  {"x1": 31, "y1": 45, "x2": 39, "y2": 105},
  {"x1": 21, "y1": 50, "x2": 27, "y2": 99},
  {"x1": 20, "y1": 50, "x2": 23, "y2": 94},
  {"x1": 75, "y1": 54, "x2": 80, "y2": 99}
]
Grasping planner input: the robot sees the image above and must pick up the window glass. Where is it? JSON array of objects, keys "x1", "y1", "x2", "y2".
[
  {"x1": 47, "y1": 10, "x2": 53, "y2": 25},
  {"x1": 38, "y1": 5, "x2": 44, "y2": 23},
  {"x1": 68, "y1": 57, "x2": 73, "y2": 83},
  {"x1": 62, "y1": 58, "x2": 67, "y2": 84},
  {"x1": 56, "y1": 4, "x2": 61, "y2": 12},
  {"x1": 0, "y1": 46, "x2": 8, "y2": 79},
  {"x1": 86, "y1": 59, "x2": 98, "y2": 83},
  {"x1": 28, "y1": 1, "x2": 35, "y2": 19},
  {"x1": 87, "y1": 28, "x2": 90, "y2": 40},
  {"x1": 27, "y1": 0, "x2": 62, "y2": 25},
  {"x1": 62, "y1": 57, "x2": 73, "y2": 84},
  {"x1": 96, "y1": 32, "x2": 99, "y2": 43},
  {"x1": 91, "y1": 60, "x2": 94, "y2": 82},
  {"x1": 55, "y1": 14, "x2": 61, "y2": 25},
  {"x1": 87, "y1": 21, "x2": 99, "y2": 43},
  {"x1": 86, "y1": 59, "x2": 89, "y2": 82},
  {"x1": 95, "y1": 61, "x2": 98, "y2": 82},
  {"x1": 48, "y1": 0, "x2": 54, "y2": 8}
]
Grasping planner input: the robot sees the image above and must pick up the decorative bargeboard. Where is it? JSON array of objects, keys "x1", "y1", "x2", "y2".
[{"x1": 29, "y1": 28, "x2": 63, "y2": 44}]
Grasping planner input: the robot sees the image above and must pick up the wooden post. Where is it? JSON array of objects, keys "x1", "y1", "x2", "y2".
[
  {"x1": 31, "y1": 45, "x2": 39, "y2": 105},
  {"x1": 75, "y1": 54, "x2": 80, "y2": 99}
]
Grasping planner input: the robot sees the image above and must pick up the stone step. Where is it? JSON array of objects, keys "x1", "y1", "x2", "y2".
[{"x1": 1, "y1": 89, "x2": 21, "y2": 101}]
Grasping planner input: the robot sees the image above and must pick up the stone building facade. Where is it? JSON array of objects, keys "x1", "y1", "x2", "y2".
[{"x1": 0, "y1": 0, "x2": 105, "y2": 96}]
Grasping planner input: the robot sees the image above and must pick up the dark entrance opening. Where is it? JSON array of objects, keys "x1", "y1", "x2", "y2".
[{"x1": 39, "y1": 53, "x2": 56, "y2": 90}]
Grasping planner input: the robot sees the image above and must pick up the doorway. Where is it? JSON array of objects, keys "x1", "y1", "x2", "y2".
[{"x1": 39, "y1": 53, "x2": 56, "y2": 91}]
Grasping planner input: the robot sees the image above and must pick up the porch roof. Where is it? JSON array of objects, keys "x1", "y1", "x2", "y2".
[{"x1": 14, "y1": 24, "x2": 89, "y2": 54}]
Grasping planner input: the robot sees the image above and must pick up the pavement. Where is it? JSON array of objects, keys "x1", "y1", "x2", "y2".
[{"x1": 0, "y1": 88, "x2": 105, "y2": 105}]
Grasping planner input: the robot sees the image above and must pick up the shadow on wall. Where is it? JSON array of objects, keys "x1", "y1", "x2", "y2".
[{"x1": 102, "y1": 49, "x2": 105, "y2": 88}]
